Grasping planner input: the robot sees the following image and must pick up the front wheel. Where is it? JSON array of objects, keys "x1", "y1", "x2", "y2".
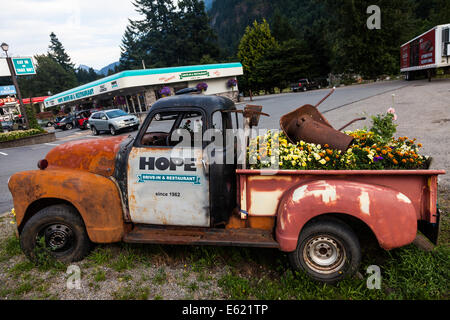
[
  {"x1": 109, "y1": 125, "x2": 117, "y2": 136},
  {"x1": 66, "y1": 123, "x2": 73, "y2": 130},
  {"x1": 288, "y1": 218, "x2": 361, "y2": 284},
  {"x1": 20, "y1": 205, "x2": 91, "y2": 263},
  {"x1": 91, "y1": 126, "x2": 99, "y2": 135}
]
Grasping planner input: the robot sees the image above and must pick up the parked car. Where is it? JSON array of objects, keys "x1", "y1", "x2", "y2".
[
  {"x1": 37, "y1": 119, "x2": 54, "y2": 128},
  {"x1": 53, "y1": 115, "x2": 76, "y2": 130},
  {"x1": 0, "y1": 120, "x2": 13, "y2": 132},
  {"x1": 75, "y1": 110, "x2": 91, "y2": 130},
  {"x1": 89, "y1": 109, "x2": 139, "y2": 136},
  {"x1": 291, "y1": 78, "x2": 322, "y2": 92}
]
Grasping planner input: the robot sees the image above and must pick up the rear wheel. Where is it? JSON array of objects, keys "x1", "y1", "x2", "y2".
[
  {"x1": 91, "y1": 126, "x2": 99, "y2": 135},
  {"x1": 289, "y1": 218, "x2": 361, "y2": 284},
  {"x1": 66, "y1": 123, "x2": 73, "y2": 130},
  {"x1": 20, "y1": 205, "x2": 91, "y2": 263}
]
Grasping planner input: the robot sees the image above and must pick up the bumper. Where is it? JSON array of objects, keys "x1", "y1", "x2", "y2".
[{"x1": 418, "y1": 208, "x2": 441, "y2": 245}]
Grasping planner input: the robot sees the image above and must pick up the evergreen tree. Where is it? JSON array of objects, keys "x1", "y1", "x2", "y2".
[
  {"x1": 120, "y1": 0, "x2": 220, "y2": 69},
  {"x1": 48, "y1": 32, "x2": 75, "y2": 72},
  {"x1": 237, "y1": 19, "x2": 278, "y2": 93}
]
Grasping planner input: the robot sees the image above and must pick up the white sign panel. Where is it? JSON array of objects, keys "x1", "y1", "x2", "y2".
[
  {"x1": 0, "y1": 59, "x2": 11, "y2": 77},
  {"x1": 127, "y1": 147, "x2": 210, "y2": 227}
]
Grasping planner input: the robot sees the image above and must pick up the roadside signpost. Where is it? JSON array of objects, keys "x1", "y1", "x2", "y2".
[
  {"x1": 11, "y1": 57, "x2": 36, "y2": 75},
  {"x1": 0, "y1": 43, "x2": 33, "y2": 128}
]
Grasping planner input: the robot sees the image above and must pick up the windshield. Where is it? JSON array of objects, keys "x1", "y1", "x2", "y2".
[{"x1": 106, "y1": 110, "x2": 128, "y2": 119}]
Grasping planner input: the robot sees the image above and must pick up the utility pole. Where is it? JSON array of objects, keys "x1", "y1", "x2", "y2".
[{"x1": 1, "y1": 43, "x2": 29, "y2": 129}]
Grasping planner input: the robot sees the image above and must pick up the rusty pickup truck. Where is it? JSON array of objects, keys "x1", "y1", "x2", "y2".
[{"x1": 8, "y1": 94, "x2": 445, "y2": 283}]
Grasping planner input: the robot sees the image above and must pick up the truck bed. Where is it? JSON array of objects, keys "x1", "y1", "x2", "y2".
[{"x1": 237, "y1": 169, "x2": 445, "y2": 223}]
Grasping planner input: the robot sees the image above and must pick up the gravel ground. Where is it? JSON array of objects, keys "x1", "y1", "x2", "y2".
[{"x1": 322, "y1": 78, "x2": 450, "y2": 189}]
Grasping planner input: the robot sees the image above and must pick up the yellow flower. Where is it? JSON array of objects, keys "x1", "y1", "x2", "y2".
[{"x1": 319, "y1": 159, "x2": 326, "y2": 165}]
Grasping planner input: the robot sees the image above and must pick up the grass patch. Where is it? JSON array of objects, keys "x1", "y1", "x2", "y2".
[
  {"x1": 153, "y1": 267, "x2": 167, "y2": 285},
  {"x1": 113, "y1": 285, "x2": 150, "y2": 300},
  {"x1": 218, "y1": 244, "x2": 449, "y2": 300},
  {"x1": 93, "y1": 269, "x2": 107, "y2": 282},
  {"x1": 0, "y1": 235, "x2": 21, "y2": 261}
]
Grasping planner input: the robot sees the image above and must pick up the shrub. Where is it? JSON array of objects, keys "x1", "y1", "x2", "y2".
[{"x1": 0, "y1": 129, "x2": 44, "y2": 142}]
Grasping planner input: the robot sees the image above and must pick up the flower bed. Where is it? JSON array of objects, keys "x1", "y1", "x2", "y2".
[
  {"x1": 247, "y1": 109, "x2": 428, "y2": 170},
  {"x1": 0, "y1": 129, "x2": 44, "y2": 142}
]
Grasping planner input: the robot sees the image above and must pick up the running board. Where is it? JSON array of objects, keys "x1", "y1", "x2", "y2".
[{"x1": 123, "y1": 225, "x2": 280, "y2": 248}]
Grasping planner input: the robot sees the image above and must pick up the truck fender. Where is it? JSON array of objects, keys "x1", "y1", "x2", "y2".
[
  {"x1": 8, "y1": 169, "x2": 125, "y2": 243},
  {"x1": 275, "y1": 180, "x2": 417, "y2": 252}
]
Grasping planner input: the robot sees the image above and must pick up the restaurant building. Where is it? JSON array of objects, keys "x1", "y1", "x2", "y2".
[{"x1": 44, "y1": 62, "x2": 243, "y2": 117}]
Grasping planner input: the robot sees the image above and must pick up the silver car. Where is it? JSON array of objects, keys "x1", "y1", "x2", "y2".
[{"x1": 89, "y1": 109, "x2": 140, "y2": 136}]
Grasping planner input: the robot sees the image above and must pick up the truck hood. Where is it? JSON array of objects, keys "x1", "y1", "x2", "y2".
[{"x1": 45, "y1": 135, "x2": 129, "y2": 177}]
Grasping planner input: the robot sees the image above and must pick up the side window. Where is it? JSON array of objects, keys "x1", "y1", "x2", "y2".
[
  {"x1": 99, "y1": 112, "x2": 106, "y2": 120},
  {"x1": 141, "y1": 111, "x2": 180, "y2": 146}
]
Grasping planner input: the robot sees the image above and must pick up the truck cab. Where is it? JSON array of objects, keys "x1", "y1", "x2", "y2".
[{"x1": 117, "y1": 95, "x2": 239, "y2": 229}]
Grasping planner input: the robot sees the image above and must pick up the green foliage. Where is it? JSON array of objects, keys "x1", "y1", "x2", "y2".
[
  {"x1": 48, "y1": 32, "x2": 75, "y2": 72},
  {"x1": 120, "y1": 0, "x2": 220, "y2": 69},
  {"x1": 25, "y1": 104, "x2": 43, "y2": 131},
  {"x1": 237, "y1": 19, "x2": 278, "y2": 92},
  {"x1": 0, "y1": 129, "x2": 44, "y2": 142},
  {"x1": 370, "y1": 112, "x2": 398, "y2": 144}
]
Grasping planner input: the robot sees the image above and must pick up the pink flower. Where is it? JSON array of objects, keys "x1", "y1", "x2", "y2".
[{"x1": 387, "y1": 108, "x2": 397, "y2": 121}]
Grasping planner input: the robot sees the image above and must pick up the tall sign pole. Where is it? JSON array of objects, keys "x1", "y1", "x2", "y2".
[{"x1": 5, "y1": 54, "x2": 29, "y2": 128}]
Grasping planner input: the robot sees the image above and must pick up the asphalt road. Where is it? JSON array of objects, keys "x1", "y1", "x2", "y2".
[
  {"x1": 0, "y1": 80, "x2": 409, "y2": 213},
  {"x1": 241, "y1": 80, "x2": 408, "y2": 129}
]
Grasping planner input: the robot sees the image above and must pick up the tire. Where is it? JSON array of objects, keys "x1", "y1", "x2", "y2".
[
  {"x1": 318, "y1": 85, "x2": 321, "y2": 89},
  {"x1": 288, "y1": 217, "x2": 361, "y2": 284},
  {"x1": 109, "y1": 125, "x2": 117, "y2": 136},
  {"x1": 302, "y1": 87, "x2": 307, "y2": 92},
  {"x1": 20, "y1": 204, "x2": 91, "y2": 263},
  {"x1": 66, "y1": 123, "x2": 73, "y2": 130},
  {"x1": 91, "y1": 126, "x2": 99, "y2": 135}
]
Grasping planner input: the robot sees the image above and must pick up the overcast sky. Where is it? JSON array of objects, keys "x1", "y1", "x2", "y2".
[{"x1": 0, "y1": 0, "x2": 141, "y2": 70}]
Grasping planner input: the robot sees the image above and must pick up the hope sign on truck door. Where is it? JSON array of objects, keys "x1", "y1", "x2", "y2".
[{"x1": 127, "y1": 110, "x2": 210, "y2": 227}]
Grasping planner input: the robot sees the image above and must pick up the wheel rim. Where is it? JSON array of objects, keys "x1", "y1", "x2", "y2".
[
  {"x1": 39, "y1": 223, "x2": 74, "y2": 253},
  {"x1": 303, "y1": 235, "x2": 346, "y2": 274},
  {"x1": 67, "y1": 124, "x2": 72, "y2": 130},
  {"x1": 92, "y1": 127, "x2": 97, "y2": 134},
  {"x1": 110, "y1": 127, "x2": 115, "y2": 135}
]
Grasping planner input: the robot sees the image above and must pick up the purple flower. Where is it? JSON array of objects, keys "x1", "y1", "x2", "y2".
[
  {"x1": 196, "y1": 82, "x2": 208, "y2": 92},
  {"x1": 227, "y1": 78, "x2": 238, "y2": 88},
  {"x1": 374, "y1": 156, "x2": 384, "y2": 162},
  {"x1": 159, "y1": 86, "x2": 171, "y2": 97}
]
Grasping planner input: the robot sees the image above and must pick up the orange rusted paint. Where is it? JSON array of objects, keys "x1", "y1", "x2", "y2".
[
  {"x1": 45, "y1": 136, "x2": 127, "y2": 177},
  {"x1": 237, "y1": 169, "x2": 446, "y2": 252},
  {"x1": 8, "y1": 168, "x2": 125, "y2": 243}
]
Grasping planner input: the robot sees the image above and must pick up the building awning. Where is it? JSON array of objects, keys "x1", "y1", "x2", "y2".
[
  {"x1": 23, "y1": 96, "x2": 49, "y2": 104},
  {"x1": 44, "y1": 62, "x2": 243, "y2": 109}
]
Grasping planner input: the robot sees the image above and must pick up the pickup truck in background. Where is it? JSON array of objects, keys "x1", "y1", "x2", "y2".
[
  {"x1": 290, "y1": 78, "x2": 322, "y2": 92},
  {"x1": 8, "y1": 94, "x2": 445, "y2": 284}
]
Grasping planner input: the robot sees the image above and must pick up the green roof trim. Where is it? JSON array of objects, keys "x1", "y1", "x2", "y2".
[{"x1": 45, "y1": 62, "x2": 243, "y2": 103}]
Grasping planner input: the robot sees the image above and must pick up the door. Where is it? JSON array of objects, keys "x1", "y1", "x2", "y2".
[
  {"x1": 97, "y1": 112, "x2": 108, "y2": 130},
  {"x1": 127, "y1": 109, "x2": 210, "y2": 227}
]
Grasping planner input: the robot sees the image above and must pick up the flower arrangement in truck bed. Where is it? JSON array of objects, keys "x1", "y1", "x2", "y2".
[{"x1": 247, "y1": 109, "x2": 428, "y2": 170}]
